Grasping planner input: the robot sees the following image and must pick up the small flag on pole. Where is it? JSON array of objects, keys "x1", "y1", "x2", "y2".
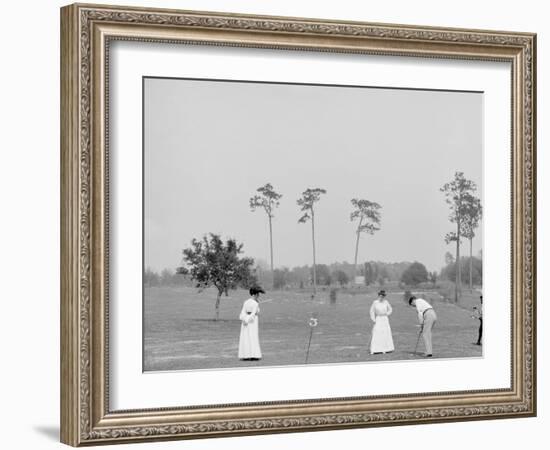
[{"x1": 305, "y1": 315, "x2": 319, "y2": 364}]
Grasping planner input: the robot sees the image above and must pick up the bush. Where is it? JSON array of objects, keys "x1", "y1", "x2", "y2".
[{"x1": 400, "y1": 262, "x2": 429, "y2": 286}]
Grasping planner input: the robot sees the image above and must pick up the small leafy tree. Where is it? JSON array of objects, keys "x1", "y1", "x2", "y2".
[
  {"x1": 440, "y1": 172, "x2": 477, "y2": 302},
  {"x1": 177, "y1": 233, "x2": 256, "y2": 320},
  {"x1": 249, "y1": 183, "x2": 282, "y2": 287},
  {"x1": 401, "y1": 262, "x2": 429, "y2": 286},
  {"x1": 350, "y1": 199, "x2": 381, "y2": 281},
  {"x1": 297, "y1": 188, "x2": 327, "y2": 296}
]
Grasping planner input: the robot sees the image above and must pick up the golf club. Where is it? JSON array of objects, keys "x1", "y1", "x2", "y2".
[{"x1": 413, "y1": 324, "x2": 424, "y2": 355}]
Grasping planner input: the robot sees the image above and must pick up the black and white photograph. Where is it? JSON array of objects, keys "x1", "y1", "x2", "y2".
[
  {"x1": 0, "y1": 0, "x2": 544, "y2": 448},
  {"x1": 143, "y1": 77, "x2": 484, "y2": 372}
]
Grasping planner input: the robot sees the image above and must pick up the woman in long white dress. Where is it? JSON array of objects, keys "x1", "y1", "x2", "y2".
[
  {"x1": 238, "y1": 286, "x2": 264, "y2": 360},
  {"x1": 369, "y1": 290, "x2": 394, "y2": 354}
]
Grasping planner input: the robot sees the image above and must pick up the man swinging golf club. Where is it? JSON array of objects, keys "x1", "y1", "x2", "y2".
[{"x1": 409, "y1": 295, "x2": 437, "y2": 357}]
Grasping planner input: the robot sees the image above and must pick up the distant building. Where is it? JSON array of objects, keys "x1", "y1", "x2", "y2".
[{"x1": 354, "y1": 276, "x2": 365, "y2": 285}]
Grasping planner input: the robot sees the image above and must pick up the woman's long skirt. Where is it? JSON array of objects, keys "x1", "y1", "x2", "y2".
[
  {"x1": 370, "y1": 316, "x2": 394, "y2": 354},
  {"x1": 238, "y1": 318, "x2": 262, "y2": 359}
]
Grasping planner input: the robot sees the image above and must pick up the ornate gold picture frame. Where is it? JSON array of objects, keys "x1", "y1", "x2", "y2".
[{"x1": 60, "y1": 3, "x2": 536, "y2": 446}]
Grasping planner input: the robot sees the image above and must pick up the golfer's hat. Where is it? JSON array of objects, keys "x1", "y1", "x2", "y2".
[
  {"x1": 249, "y1": 286, "x2": 265, "y2": 296},
  {"x1": 378, "y1": 290, "x2": 386, "y2": 297}
]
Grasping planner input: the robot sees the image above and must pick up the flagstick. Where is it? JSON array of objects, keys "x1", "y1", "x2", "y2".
[{"x1": 305, "y1": 328, "x2": 314, "y2": 364}]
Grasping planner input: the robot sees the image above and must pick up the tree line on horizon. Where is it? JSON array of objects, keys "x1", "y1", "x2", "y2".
[{"x1": 149, "y1": 252, "x2": 482, "y2": 290}]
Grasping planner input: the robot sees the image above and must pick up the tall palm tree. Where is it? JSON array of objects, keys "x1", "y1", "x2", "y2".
[
  {"x1": 350, "y1": 198, "x2": 382, "y2": 282},
  {"x1": 462, "y1": 193, "x2": 482, "y2": 290},
  {"x1": 249, "y1": 183, "x2": 282, "y2": 288},
  {"x1": 441, "y1": 172, "x2": 477, "y2": 302},
  {"x1": 297, "y1": 188, "x2": 327, "y2": 296}
]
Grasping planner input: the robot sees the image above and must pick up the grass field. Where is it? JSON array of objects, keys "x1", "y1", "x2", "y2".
[{"x1": 143, "y1": 286, "x2": 482, "y2": 371}]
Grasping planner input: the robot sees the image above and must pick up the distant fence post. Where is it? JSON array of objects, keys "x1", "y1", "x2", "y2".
[{"x1": 329, "y1": 288, "x2": 337, "y2": 305}]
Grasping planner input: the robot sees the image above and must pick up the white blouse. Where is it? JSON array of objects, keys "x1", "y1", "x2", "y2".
[
  {"x1": 370, "y1": 299, "x2": 392, "y2": 322},
  {"x1": 414, "y1": 298, "x2": 433, "y2": 323}
]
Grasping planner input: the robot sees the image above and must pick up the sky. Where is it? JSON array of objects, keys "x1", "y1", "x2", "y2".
[{"x1": 144, "y1": 77, "x2": 483, "y2": 273}]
